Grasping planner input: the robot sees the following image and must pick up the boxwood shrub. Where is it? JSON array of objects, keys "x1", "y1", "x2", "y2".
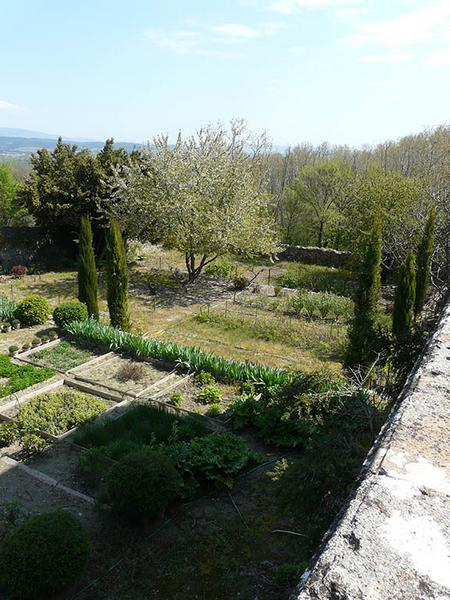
[
  {"x1": 53, "y1": 300, "x2": 88, "y2": 329},
  {"x1": 106, "y1": 449, "x2": 179, "y2": 521},
  {"x1": 14, "y1": 295, "x2": 50, "y2": 326},
  {"x1": 0, "y1": 510, "x2": 90, "y2": 599}
]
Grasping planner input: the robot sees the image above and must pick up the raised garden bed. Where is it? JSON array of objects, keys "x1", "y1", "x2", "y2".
[
  {"x1": 159, "y1": 376, "x2": 238, "y2": 419},
  {"x1": 0, "y1": 355, "x2": 54, "y2": 402},
  {"x1": 73, "y1": 354, "x2": 182, "y2": 397},
  {"x1": 0, "y1": 385, "x2": 113, "y2": 456},
  {"x1": 25, "y1": 340, "x2": 99, "y2": 372}
]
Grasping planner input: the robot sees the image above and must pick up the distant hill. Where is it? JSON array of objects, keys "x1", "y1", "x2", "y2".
[{"x1": 0, "y1": 129, "x2": 141, "y2": 156}]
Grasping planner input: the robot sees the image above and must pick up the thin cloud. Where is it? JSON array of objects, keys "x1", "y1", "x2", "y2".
[
  {"x1": 269, "y1": 0, "x2": 361, "y2": 14},
  {"x1": 0, "y1": 100, "x2": 25, "y2": 111},
  {"x1": 345, "y1": 1, "x2": 450, "y2": 49},
  {"x1": 145, "y1": 29, "x2": 199, "y2": 54},
  {"x1": 359, "y1": 53, "x2": 414, "y2": 64},
  {"x1": 212, "y1": 23, "x2": 260, "y2": 41}
]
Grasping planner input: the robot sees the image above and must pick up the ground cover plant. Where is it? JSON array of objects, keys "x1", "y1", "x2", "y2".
[
  {"x1": 75, "y1": 403, "x2": 257, "y2": 499},
  {"x1": 1, "y1": 389, "x2": 108, "y2": 453},
  {"x1": 16, "y1": 389, "x2": 107, "y2": 436},
  {"x1": 0, "y1": 355, "x2": 54, "y2": 399},
  {"x1": 278, "y1": 263, "x2": 355, "y2": 297},
  {"x1": 67, "y1": 319, "x2": 291, "y2": 386},
  {"x1": 27, "y1": 340, "x2": 96, "y2": 371}
]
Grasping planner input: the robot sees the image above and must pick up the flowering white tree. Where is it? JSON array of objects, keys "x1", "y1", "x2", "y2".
[{"x1": 109, "y1": 121, "x2": 278, "y2": 281}]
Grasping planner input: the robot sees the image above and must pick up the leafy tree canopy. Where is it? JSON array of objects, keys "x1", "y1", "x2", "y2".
[{"x1": 109, "y1": 121, "x2": 278, "y2": 281}]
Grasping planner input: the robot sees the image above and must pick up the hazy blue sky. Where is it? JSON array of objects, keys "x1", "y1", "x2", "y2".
[{"x1": 1, "y1": 0, "x2": 449, "y2": 147}]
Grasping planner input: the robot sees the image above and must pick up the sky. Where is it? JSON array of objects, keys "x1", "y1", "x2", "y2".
[{"x1": 1, "y1": 0, "x2": 449, "y2": 147}]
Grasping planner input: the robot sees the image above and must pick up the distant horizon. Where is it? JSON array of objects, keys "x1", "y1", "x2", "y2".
[{"x1": 0, "y1": 122, "x2": 448, "y2": 155}]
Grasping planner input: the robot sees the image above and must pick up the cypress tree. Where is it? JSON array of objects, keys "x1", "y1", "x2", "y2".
[
  {"x1": 345, "y1": 215, "x2": 382, "y2": 367},
  {"x1": 415, "y1": 206, "x2": 435, "y2": 318},
  {"x1": 106, "y1": 218, "x2": 130, "y2": 330},
  {"x1": 78, "y1": 215, "x2": 99, "y2": 319},
  {"x1": 393, "y1": 250, "x2": 416, "y2": 339}
]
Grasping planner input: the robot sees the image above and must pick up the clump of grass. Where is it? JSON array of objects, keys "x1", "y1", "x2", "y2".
[
  {"x1": 278, "y1": 264, "x2": 354, "y2": 297},
  {"x1": 0, "y1": 296, "x2": 17, "y2": 321},
  {"x1": 116, "y1": 362, "x2": 145, "y2": 382}
]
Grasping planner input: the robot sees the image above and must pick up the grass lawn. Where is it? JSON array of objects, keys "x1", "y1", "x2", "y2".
[{"x1": 0, "y1": 355, "x2": 54, "y2": 400}]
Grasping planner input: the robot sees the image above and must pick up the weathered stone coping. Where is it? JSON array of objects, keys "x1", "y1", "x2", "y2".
[{"x1": 294, "y1": 301, "x2": 450, "y2": 600}]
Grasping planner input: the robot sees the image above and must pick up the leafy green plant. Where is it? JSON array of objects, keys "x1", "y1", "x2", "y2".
[
  {"x1": 0, "y1": 296, "x2": 17, "y2": 322},
  {"x1": 53, "y1": 301, "x2": 88, "y2": 329},
  {"x1": 67, "y1": 319, "x2": 292, "y2": 387},
  {"x1": 8, "y1": 345, "x2": 19, "y2": 355},
  {"x1": 0, "y1": 422, "x2": 19, "y2": 446},
  {"x1": 228, "y1": 371, "x2": 348, "y2": 447},
  {"x1": 232, "y1": 275, "x2": 250, "y2": 290},
  {"x1": 14, "y1": 295, "x2": 50, "y2": 326},
  {"x1": 20, "y1": 432, "x2": 47, "y2": 454},
  {"x1": 0, "y1": 510, "x2": 90, "y2": 599},
  {"x1": 186, "y1": 432, "x2": 257, "y2": 488},
  {"x1": 17, "y1": 389, "x2": 107, "y2": 436},
  {"x1": 205, "y1": 258, "x2": 236, "y2": 279},
  {"x1": 106, "y1": 449, "x2": 179, "y2": 521},
  {"x1": 207, "y1": 403, "x2": 222, "y2": 417},
  {"x1": 0, "y1": 355, "x2": 54, "y2": 399},
  {"x1": 169, "y1": 391, "x2": 183, "y2": 407},
  {"x1": 196, "y1": 386, "x2": 222, "y2": 405},
  {"x1": 195, "y1": 369, "x2": 216, "y2": 386},
  {"x1": 290, "y1": 291, "x2": 353, "y2": 321}
]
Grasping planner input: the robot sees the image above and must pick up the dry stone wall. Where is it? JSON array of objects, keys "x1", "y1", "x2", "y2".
[
  {"x1": 277, "y1": 245, "x2": 350, "y2": 268},
  {"x1": 293, "y1": 301, "x2": 450, "y2": 600}
]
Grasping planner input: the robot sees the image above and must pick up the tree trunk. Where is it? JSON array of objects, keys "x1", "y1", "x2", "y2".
[
  {"x1": 317, "y1": 221, "x2": 324, "y2": 247},
  {"x1": 185, "y1": 253, "x2": 219, "y2": 282}
]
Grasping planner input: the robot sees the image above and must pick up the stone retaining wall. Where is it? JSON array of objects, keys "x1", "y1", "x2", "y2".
[
  {"x1": 277, "y1": 245, "x2": 350, "y2": 268},
  {"x1": 293, "y1": 300, "x2": 450, "y2": 600}
]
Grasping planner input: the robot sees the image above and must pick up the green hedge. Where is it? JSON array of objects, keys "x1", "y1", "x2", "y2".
[{"x1": 67, "y1": 319, "x2": 292, "y2": 387}]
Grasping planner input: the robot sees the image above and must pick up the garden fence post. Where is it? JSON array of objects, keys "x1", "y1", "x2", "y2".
[
  {"x1": 268, "y1": 268, "x2": 271, "y2": 285},
  {"x1": 225, "y1": 300, "x2": 228, "y2": 317}
]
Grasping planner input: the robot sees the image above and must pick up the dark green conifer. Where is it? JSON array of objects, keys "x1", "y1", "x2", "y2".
[
  {"x1": 393, "y1": 250, "x2": 416, "y2": 339},
  {"x1": 415, "y1": 206, "x2": 435, "y2": 318},
  {"x1": 106, "y1": 219, "x2": 130, "y2": 330},
  {"x1": 345, "y1": 215, "x2": 382, "y2": 367},
  {"x1": 78, "y1": 215, "x2": 99, "y2": 319}
]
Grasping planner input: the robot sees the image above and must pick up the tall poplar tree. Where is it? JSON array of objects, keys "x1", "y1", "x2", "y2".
[
  {"x1": 106, "y1": 219, "x2": 130, "y2": 330},
  {"x1": 415, "y1": 206, "x2": 435, "y2": 318},
  {"x1": 345, "y1": 215, "x2": 382, "y2": 367},
  {"x1": 393, "y1": 250, "x2": 416, "y2": 339},
  {"x1": 78, "y1": 215, "x2": 99, "y2": 319}
]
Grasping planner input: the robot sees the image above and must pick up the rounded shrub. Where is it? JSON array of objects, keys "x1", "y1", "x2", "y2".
[
  {"x1": 0, "y1": 510, "x2": 90, "y2": 599},
  {"x1": 14, "y1": 295, "x2": 50, "y2": 326},
  {"x1": 106, "y1": 449, "x2": 178, "y2": 521},
  {"x1": 53, "y1": 300, "x2": 88, "y2": 329}
]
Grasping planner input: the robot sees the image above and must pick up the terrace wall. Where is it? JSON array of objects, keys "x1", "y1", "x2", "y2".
[
  {"x1": 293, "y1": 300, "x2": 450, "y2": 600},
  {"x1": 276, "y1": 245, "x2": 350, "y2": 268}
]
